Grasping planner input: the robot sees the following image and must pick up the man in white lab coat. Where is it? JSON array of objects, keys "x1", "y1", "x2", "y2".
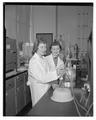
[{"x1": 27, "y1": 40, "x2": 64, "y2": 107}]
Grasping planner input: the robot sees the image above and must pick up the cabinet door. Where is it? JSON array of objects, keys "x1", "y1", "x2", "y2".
[
  {"x1": 16, "y1": 74, "x2": 24, "y2": 87},
  {"x1": 24, "y1": 72, "x2": 31, "y2": 105},
  {"x1": 6, "y1": 77, "x2": 16, "y2": 116},
  {"x1": 16, "y1": 85, "x2": 25, "y2": 113},
  {"x1": 6, "y1": 88, "x2": 16, "y2": 116}
]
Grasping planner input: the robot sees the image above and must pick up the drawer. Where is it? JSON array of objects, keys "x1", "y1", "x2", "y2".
[
  {"x1": 6, "y1": 77, "x2": 16, "y2": 91},
  {"x1": 16, "y1": 74, "x2": 24, "y2": 87}
]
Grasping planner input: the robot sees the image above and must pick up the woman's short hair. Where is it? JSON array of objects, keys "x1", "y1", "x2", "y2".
[
  {"x1": 50, "y1": 40, "x2": 62, "y2": 50},
  {"x1": 32, "y1": 39, "x2": 47, "y2": 55}
]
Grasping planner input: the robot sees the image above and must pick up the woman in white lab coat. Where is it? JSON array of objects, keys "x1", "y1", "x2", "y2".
[{"x1": 27, "y1": 40, "x2": 64, "y2": 107}]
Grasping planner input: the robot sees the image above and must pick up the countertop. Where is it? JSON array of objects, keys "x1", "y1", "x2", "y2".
[
  {"x1": 27, "y1": 87, "x2": 86, "y2": 116},
  {"x1": 6, "y1": 67, "x2": 28, "y2": 79}
]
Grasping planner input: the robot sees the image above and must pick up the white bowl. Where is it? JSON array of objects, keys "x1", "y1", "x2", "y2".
[{"x1": 51, "y1": 87, "x2": 73, "y2": 103}]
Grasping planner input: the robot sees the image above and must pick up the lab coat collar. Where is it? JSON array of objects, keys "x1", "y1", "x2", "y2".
[
  {"x1": 50, "y1": 54, "x2": 61, "y2": 67},
  {"x1": 34, "y1": 53, "x2": 45, "y2": 60}
]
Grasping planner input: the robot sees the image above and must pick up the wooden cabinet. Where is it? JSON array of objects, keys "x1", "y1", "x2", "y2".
[
  {"x1": 16, "y1": 73, "x2": 26, "y2": 113},
  {"x1": 16, "y1": 85, "x2": 25, "y2": 113},
  {"x1": 5, "y1": 71, "x2": 31, "y2": 116},
  {"x1": 5, "y1": 77, "x2": 16, "y2": 116}
]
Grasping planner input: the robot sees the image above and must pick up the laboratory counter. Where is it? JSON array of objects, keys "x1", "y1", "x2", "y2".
[
  {"x1": 27, "y1": 87, "x2": 86, "y2": 116},
  {"x1": 6, "y1": 67, "x2": 28, "y2": 80}
]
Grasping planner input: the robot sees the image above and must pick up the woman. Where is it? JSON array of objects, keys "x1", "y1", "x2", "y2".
[
  {"x1": 27, "y1": 40, "x2": 64, "y2": 107},
  {"x1": 46, "y1": 41, "x2": 65, "y2": 85},
  {"x1": 46, "y1": 41, "x2": 64, "y2": 74}
]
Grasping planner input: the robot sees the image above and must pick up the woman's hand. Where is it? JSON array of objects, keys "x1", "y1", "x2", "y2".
[{"x1": 56, "y1": 66, "x2": 65, "y2": 77}]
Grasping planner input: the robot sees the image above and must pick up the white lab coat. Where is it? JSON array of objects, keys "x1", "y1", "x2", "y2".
[
  {"x1": 45, "y1": 54, "x2": 64, "y2": 72},
  {"x1": 27, "y1": 53, "x2": 58, "y2": 107}
]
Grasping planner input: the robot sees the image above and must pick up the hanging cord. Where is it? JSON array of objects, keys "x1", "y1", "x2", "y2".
[
  {"x1": 73, "y1": 83, "x2": 93, "y2": 116},
  {"x1": 83, "y1": 90, "x2": 93, "y2": 116},
  {"x1": 71, "y1": 81, "x2": 81, "y2": 116},
  {"x1": 65, "y1": 71, "x2": 92, "y2": 116},
  {"x1": 85, "y1": 102, "x2": 93, "y2": 116},
  {"x1": 74, "y1": 95, "x2": 87, "y2": 112},
  {"x1": 70, "y1": 78, "x2": 92, "y2": 116},
  {"x1": 73, "y1": 85, "x2": 90, "y2": 112},
  {"x1": 73, "y1": 95, "x2": 81, "y2": 116},
  {"x1": 65, "y1": 71, "x2": 81, "y2": 116}
]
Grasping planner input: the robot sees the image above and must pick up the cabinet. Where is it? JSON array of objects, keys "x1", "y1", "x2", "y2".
[
  {"x1": 6, "y1": 77, "x2": 16, "y2": 116},
  {"x1": 16, "y1": 73, "x2": 26, "y2": 113},
  {"x1": 5, "y1": 71, "x2": 31, "y2": 116}
]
